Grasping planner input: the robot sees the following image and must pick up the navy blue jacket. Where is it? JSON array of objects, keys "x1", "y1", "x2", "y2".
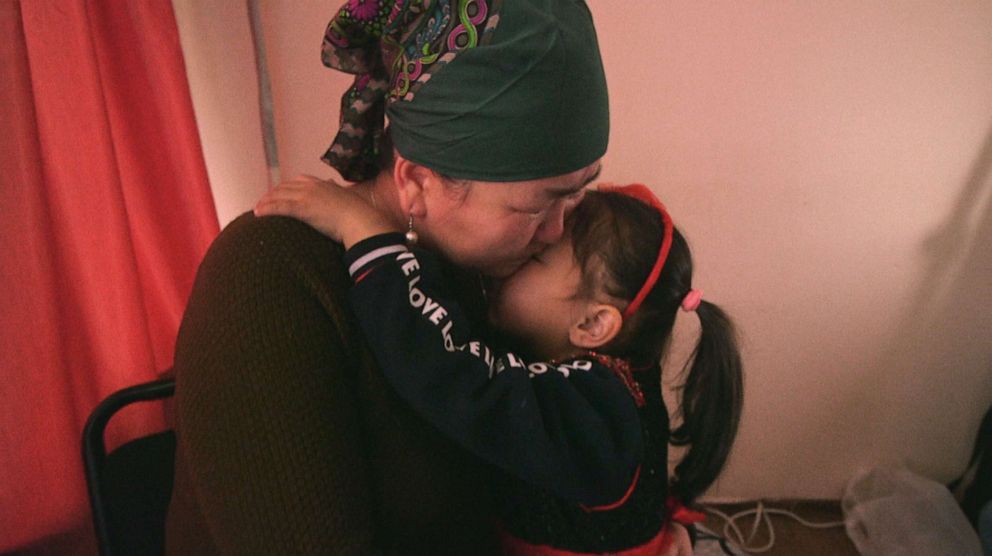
[{"x1": 345, "y1": 234, "x2": 671, "y2": 552}]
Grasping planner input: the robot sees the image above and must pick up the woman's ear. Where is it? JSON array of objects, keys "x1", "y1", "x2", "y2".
[
  {"x1": 569, "y1": 304, "x2": 623, "y2": 350},
  {"x1": 393, "y1": 155, "x2": 435, "y2": 218}
]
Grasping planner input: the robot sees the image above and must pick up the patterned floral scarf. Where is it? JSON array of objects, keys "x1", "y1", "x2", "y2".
[{"x1": 320, "y1": 0, "x2": 502, "y2": 181}]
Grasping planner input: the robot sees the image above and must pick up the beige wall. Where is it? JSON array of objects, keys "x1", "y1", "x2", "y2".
[
  {"x1": 172, "y1": 0, "x2": 270, "y2": 227},
  {"x1": 593, "y1": 2, "x2": 992, "y2": 500},
  {"x1": 177, "y1": 1, "x2": 992, "y2": 500}
]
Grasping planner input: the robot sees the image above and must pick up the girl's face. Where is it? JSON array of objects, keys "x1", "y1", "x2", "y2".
[{"x1": 488, "y1": 237, "x2": 587, "y2": 360}]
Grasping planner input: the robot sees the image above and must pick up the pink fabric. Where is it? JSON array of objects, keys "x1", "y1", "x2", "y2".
[
  {"x1": 0, "y1": 1, "x2": 218, "y2": 551},
  {"x1": 666, "y1": 496, "x2": 707, "y2": 525},
  {"x1": 501, "y1": 522, "x2": 678, "y2": 556}
]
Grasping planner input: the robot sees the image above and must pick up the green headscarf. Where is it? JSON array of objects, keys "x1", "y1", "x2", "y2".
[{"x1": 321, "y1": 0, "x2": 608, "y2": 182}]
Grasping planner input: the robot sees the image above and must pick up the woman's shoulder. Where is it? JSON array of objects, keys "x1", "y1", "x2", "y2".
[
  {"x1": 216, "y1": 211, "x2": 339, "y2": 254},
  {"x1": 194, "y1": 211, "x2": 348, "y2": 294},
  {"x1": 207, "y1": 211, "x2": 342, "y2": 266}
]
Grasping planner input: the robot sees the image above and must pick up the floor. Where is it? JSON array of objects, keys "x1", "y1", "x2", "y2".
[
  {"x1": 700, "y1": 500, "x2": 860, "y2": 555},
  {"x1": 14, "y1": 500, "x2": 860, "y2": 556}
]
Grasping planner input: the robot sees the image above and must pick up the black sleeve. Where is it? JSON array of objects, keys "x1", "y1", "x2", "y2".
[{"x1": 344, "y1": 234, "x2": 643, "y2": 506}]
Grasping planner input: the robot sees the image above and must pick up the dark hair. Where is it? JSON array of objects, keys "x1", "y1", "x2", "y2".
[
  {"x1": 372, "y1": 126, "x2": 394, "y2": 175},
  {"x1": 570, "y1": 190, "x2": 744, "y2": 503}
]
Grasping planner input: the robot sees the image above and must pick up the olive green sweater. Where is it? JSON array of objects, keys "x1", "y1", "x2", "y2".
[{"x1": 165, "y1": 213, "x2": 497, "y2": 555}]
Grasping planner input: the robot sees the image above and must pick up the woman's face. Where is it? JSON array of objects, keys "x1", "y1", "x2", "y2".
[{"x1": 420, "y1": 162, "x2": 601, "y2": 278}]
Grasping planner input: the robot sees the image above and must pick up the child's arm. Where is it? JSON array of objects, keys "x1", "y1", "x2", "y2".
[
  {"x1": 253, "y1": 175, "x2": 395, "y2": 247},
  {"x1": 344, "y1": 236, "x2": 644, "y2": 507}
]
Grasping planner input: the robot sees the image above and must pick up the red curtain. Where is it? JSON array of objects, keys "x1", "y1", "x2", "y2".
[{"x1": 0, "y1": 0, "x2": 219, "y2": 552}]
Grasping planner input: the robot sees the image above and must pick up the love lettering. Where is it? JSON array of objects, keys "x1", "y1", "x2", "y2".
[{"x1": 395, "y1": 251, "x2": 593, "y2": 380}]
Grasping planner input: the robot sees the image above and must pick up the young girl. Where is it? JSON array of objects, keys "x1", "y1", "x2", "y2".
[{"x1": 255, "y1": 181, "x2": 743, "y2": 555}]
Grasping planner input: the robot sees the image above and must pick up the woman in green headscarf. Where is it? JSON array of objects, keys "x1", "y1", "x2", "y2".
[
  {"x1": 165, "y1": 1, "x2": 673, "y2": 554},
  {"x1": 314, "y1": 0, "x2": 609, "y2": 278}
]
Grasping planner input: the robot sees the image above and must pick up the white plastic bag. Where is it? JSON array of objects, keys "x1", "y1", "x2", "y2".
[{"x1": 842, "y1": 465, "x2": 982, "y2": 556}]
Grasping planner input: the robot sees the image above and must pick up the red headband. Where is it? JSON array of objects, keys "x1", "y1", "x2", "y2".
[{"x1": 597, "y1": 183, "x2": 674, "y2": 319}]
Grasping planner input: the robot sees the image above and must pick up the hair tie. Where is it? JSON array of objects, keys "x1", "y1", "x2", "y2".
[{"x1": 681, "y1": 289, "x2": 703, "y2": 312}]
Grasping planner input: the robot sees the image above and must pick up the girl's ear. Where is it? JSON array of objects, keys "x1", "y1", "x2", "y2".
[
  {"x1": 393, "y1": 155, "x2": 435, "y2": 218},
  {"x1": 569, "y1": 304, "x2": 623, "y2": 349}
]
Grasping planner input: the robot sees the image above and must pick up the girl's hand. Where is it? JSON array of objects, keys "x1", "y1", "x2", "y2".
[{"x1": 254, "y1": 175, "x2": 396, "y2": 247}]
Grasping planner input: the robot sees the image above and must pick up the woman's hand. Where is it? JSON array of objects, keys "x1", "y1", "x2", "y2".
[{"x1": 254, "y1": 175, "x2": 397, "y2": 247}]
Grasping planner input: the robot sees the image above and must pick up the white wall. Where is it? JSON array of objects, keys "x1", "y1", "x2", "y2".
[{"x1": 177, "y1": 0, "x2": 992, "y2": 500}]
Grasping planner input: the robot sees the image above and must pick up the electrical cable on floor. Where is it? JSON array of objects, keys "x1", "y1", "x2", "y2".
[{"x1": 701, "y1": 501, "x2": 846, "y2": 554}]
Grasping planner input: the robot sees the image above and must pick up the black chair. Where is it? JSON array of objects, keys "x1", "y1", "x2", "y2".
[{"x1": 82, "y1": 377, "x2": 176, "y2": 556}]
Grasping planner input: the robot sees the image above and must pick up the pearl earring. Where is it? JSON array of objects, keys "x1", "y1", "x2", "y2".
[{"x1": 405, "y1": 214, "x2": 419, "y2": 245}]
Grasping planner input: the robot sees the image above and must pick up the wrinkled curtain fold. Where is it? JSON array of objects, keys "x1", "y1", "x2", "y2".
[{"x1": 0, "y1": 0, "x2": 219, "y2": 551}]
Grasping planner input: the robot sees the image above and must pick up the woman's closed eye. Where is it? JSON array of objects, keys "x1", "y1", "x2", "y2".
[
  {"x1": 513, "y1": 205, "x2": 546, "y2": 217},
  {"x1": 512, "y1": 189, "x2": 584, "y2": 217}
]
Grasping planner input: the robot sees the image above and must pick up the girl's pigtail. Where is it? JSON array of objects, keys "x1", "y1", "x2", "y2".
[{"x1": 670, "y1": 299, "x2": 743, "y2": 504}]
